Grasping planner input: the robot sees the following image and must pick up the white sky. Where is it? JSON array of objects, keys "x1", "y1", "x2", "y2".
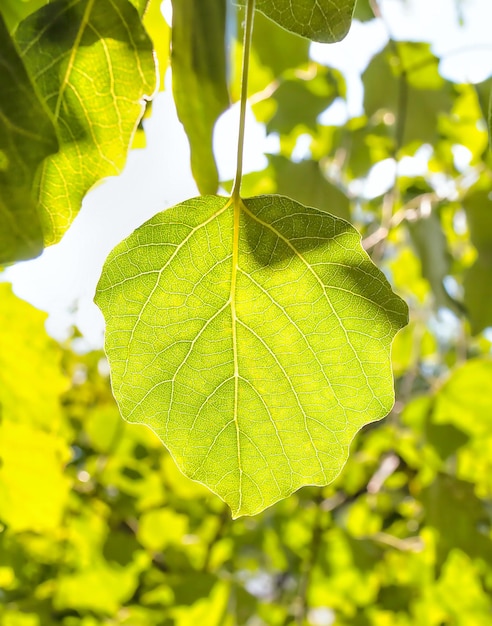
[{"x1": 3, "y1": 0, "x2": 492, "y2": 348}]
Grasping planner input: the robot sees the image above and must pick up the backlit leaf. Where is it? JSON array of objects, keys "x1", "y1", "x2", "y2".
[
  {"x1": 15, "y1": 0, "x2": 156, "y2": 245},
  {"x1": 0, "y1": 284, "x2": 70, "y2": 530},
  {"x1": 171, "y1": 0, "x2": 229, "y2": 194},
  {"x1": 0, "y1": 14, "x2": 58, "y2": 264},
  {"x1": 251, "y1": 0, "x2": 356, "y2": 43},
  {"x1": 95, "y1": 194, "x2": 408, "y2": 517}
]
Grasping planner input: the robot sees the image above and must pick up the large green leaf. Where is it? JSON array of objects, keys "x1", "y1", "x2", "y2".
[
  {"x1": 95, "y1": 194, "x2": 408, "y2": 517},
  {"x1": 0, "y1": 14, "x2": 58, "y2": 264},
  {"x1": 171, "y1": 0, "x2": 229, "y2": 195},
  {"x1": 14, "y1": 0, "x2": 156, "y2": 245},
  {"x1": 251, "y1": 0, "x2": 356, "y2": 43}
]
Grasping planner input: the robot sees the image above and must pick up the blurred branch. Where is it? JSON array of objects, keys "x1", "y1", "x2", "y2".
[
  {"x1": 362, "y1": 192, "x2": 437, "y2": 250},
  {"x1": 368, "y1": 0, "x2": 409, "y2": 263}
]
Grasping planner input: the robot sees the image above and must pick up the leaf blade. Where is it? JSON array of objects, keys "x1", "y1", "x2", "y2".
[
  {"x1": 171, "y1": 0, "x2": 229, "y2": 194},
  {"x1": 252, "y1": 0, "x2": 356, "y2": 43},
  {"x1": 0, "y1": 14, "x2": 59, "y2": 263},
  {"x1": 96, "y1": 194, "x2": 408, "y2": 517},
  {"x1": 15, "y1": 0, "x2": 156, "y2": 244}
]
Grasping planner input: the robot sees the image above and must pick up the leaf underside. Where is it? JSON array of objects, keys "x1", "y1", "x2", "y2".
[
  {"x1": 252, "y1": 0, "x2": 356, "y2": 43},
  {"x1": 96, "y1": 195, "x2": 408, "y2": 517},
  {"x1": 15, "y1": 0, "x2": 156, "y2": 245}
]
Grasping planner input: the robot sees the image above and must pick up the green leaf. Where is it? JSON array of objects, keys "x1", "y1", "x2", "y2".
[
  {"x1": 0, "y1": 284, "x2": 70, "y2": 531},
  {"x1": 0, "y1": 14, "x2": 58, "y2": 264},
  {"x1": 0, "y1": 0, "x2": 47, "y2": 32},
  {"x1": 363, "y1": 43, "x2": 454, "y2": 149},
  {"x1": 463, "y1": 187, "x2": 492, "y2": 334},
  {"x1": 353, "y1": 0, "x2": 374, "y2": 22},
  {"x1": 407, "y1": 210, "x2": 455, "y2": 311},
  {"x1": 14, "y1": 0, "x2": 156, "y2": 245},
  {"x1": 251, "y1": 10, "x2": 309, "y2": 79},
  {"x1": 95, "y1": 194, "x2": 408, "y2": 517},
  {"x1": 252, "y1": 0, "x2": 356, "y2": 43},
  {"x1": 266, "y1": 66, "x2": 344, "y2": 135},
  {"x1": 171, "y1": 0, "x2": 229, "y2": 194},
  {"x1": 269, "y1": 155, "x2": 350, "y2": 220}
]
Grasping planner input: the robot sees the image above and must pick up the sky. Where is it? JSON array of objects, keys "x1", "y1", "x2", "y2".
[{"x1": 3, "y1": 0, "x2": 492, "y2": 349}]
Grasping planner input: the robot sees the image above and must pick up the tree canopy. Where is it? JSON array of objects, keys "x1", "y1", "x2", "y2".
[{"x1": 1, "y1": 0, "x2": 492, "y2": 624}]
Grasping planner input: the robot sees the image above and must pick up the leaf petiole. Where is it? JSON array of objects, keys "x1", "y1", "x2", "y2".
[{"x1": 232, "y1": 0, "x2": 255, "y2": 201}]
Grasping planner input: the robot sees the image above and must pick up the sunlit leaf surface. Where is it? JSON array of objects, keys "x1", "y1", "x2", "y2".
[
  {"x1": 15, "y1": 0, "x2": 156, "y2": 244},
  {"x1": 96, "y1": 194, "x2": 408, "y2": 516}
]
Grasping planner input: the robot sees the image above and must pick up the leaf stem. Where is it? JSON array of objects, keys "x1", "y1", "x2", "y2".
[{"x1": 232, "y1": 0, "x2": 255, "y2": 200}]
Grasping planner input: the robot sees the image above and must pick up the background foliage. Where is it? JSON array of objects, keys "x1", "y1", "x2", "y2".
[{"x1": 1, "y1": 0, "x2": 492, "y2": 624}]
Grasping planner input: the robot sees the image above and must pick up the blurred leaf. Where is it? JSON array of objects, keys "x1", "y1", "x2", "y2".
[
  {"x1": 0, "y1": 284, "x2": 67, "y2": 432},
  {"x1": 0, "y1": 421, "x2": 70, "y2": 532},
  {"x1": 96, "y1": 194, "x2": 407, "y2": 517},
  {"x1": 269, "y1": 154, "x2": 350, "y2": 220},
  {"x1": 143, "y1": 0, "x2": 170, "y2": 91},
  {"x1": 421, "y1": 474, "x2": 492, "y2": 566},
  {"x1": 427, "y1": 550, "x2": 492, "y2": 625},
  {"x1": 353, "y1": 0, "x2": 374, "y2": 21},
  {"x1": 55, "y1": 553, "x2": 149, "y2": 614},
  {"x1": 463, "y1": 187, "x2": 492, "y2": 334},
  {"x1": 171, "y1": 0, "x2": 229, "y2": 194},
  {"x1": 0, "y1": 0, "x2": 47, "y2": 31},
  {"x1": 138, "y1": 508, "x2": 188, "y2": 551},
  {"x1": 0, "y1": 14, "x2": 58, "y2": 264},
  {"x1": 0, "y1": 284, "x2": 70, "y2": 530},
  {"x1": 267, "y1": 67, "x2": 344, "y2": 134},
  {"x1": 363, "y1": 43, "x2": 454, "y2": 149},
  {"x1": 252, "y1": 11, "x2": 309, "y2": 78},
  {"x1": 407, "y1": 211, "x2": 455, "y2": 310},
  {"x1": 433, "y1": 358, "x2": 492, "y2": 437},
  {"x1": 15, "y1": 0, "x2": 156, "y2": 245}
]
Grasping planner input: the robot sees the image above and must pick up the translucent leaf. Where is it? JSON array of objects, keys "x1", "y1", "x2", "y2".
[
  {"x1": 0, "y1": 14, "x2": 58, "y2": 263},
  {"x1": 0, "y1": 284, "x2": 70, "y2": 531},
  {"x1": 15, "y1": 0, "x2": 156, "y2": 245},
  {"x1": 363, "y1": 43, "x2": 454, "y2": 149},
  {"x1": 95, "y1": 194, "x2": 408, "y2": 517},
  {"x1": 171, "y1": 0, "x2": 229, "y2": 194},
  {"x1": 250, "y1": 0, "x2": 356, "y2": 43}
]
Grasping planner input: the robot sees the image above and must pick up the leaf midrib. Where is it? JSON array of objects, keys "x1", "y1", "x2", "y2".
[{"x1": 54, "y1": 0, "x2": 96, "y2": 120}]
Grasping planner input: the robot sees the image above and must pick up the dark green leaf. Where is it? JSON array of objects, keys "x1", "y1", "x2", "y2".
[
  {"x1": 0, "y1": 13, "x2": 58, "y2": 264},
  {"x1": 252, "y1": 10, "x2": 310, "y2": 78},
  {"x1": 171, "y1": 0, "x2": 229, "y2": 195},
  {"x1": 363, "y1": 43, "x2": 454, "y2": 149},
  {"x1": 269, "y1": 155, "x2": 350, "y2": 220},
  {"x1": 463, "y1": 187, "x2": 492, "y2": 334},
  {"x1": 407, "y1": 210, "x2": 455, "y2": 310},
  {"x1": 267, "y1": 66, "x2": 344, "y2": 134}
]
